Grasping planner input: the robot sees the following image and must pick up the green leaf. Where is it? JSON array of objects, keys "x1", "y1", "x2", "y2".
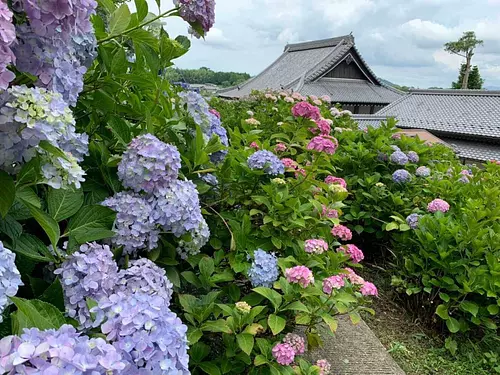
[
  {"x1": 282, "y1": 301, "x2": 309, "y2": 313},
  {"x1": 187, "y1": 327, "x2": 203, "y2": 345},
  {"x1": 48, "y1": 188, "x2": 84, "y2": 222},
  {"x1": 198, "y1": 362, "x2": 221, "y2": 375},
  {"x1": 435, "y1": 304, "x2": 450, "y2": 320},
  {"x1": 236, "y1": 333, "x2": 254, "y2": 356},
  {"x1": 321, "y1": 313, "x2": 338, "y2": 332},
  {"x1": 445, "y1": 337, "x2": 457, "y2": 355},
  {"x1": 110, "y1": 48, "x2": 128, "y2": 75},
  {"x1": 253, "y1": 287, "x2": 282, "y2": 311},
  {"x1": 0, "y1": 215, "x2": 22, "y2": 240},
  {"x1": 134, "y1": 0, "x2": 148, "y2": 22},
  {"x1": 108, "y1": 116, "x2": 131, "y2": 145},
  {"x1": 97, "y1": 0, "x2": 116, "y2": 13},
  {"x1": 254, "y1": 355, "x2": 268, "y2": 366},
  {"x1": 460, "y1": 301, "x2": 479, "y2": 317},
  {"x1": 487, "y1": 304, "x2": 499, "y2": 315},
  {"x1": 439, "y1": 293, "x2": 450, "y2": 302},
  {"x1": 67, "y1": 205, "x2": 116, "y2": 244},
  {"x1": 446, "y1": 317, "x2": 460, "y2": 333},
  {"x1": 385, "y1": 222, "x2": 399, "y2": 231},
  {"x1": 38, "y1": 140, "x2": 69, "y2": 161},
  {"x1": 14, "y1": 234, "x2": 54, "y2": 262},
  {"x1": 267, "y1": 314, "x2": 286, "y2": 335},
  {"x1": 201, "y1": 320, "x2": 232, "y2": 334},
  {"x1": 190, "y1": 342, "x2": 210, "y2": 363},
  {"x1": 10, "y1": 298, "x2": 65, "y2": 331},
  {"x1": 0, "y1": 171, "x2": 15, "y2": 218},
  {"x1": 16, "y1": 158, "x2": 40, "y2": 186},
  {"x1": 349, "y1": 312, "x2": 361, "y2": 325},
  {"x1": 15, "y1": 187, "x2": 40, "y2": 208},
  {"x1": 199, "y1": 257, "x2": 215, "y2": 277},
  {"x1": 21, "y1": 201, "x2": 59, "y2": 249},
  {"x1": 108, "y1": 4, "x2": 131, "y2": 36},
  {"x1": 39, "y1": 279, "x2": 65, "y2": 311}
]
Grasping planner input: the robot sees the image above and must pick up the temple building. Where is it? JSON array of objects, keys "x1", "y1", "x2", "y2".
[{"x1": 219, "y1": 35, "x2": 403, "y2": 114}]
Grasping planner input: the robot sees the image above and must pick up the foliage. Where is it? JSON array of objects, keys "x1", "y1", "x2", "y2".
[
  {"x1": 164, "y1": 67, "x2": 251, "y2": 87},
  {"x1": 452, "y1": 64, "x2": 484, "y2": 89}
]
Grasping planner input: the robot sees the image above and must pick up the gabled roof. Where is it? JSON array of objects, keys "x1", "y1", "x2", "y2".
[{"x1": 219, "y1": 35, "x2": 402, "y2": 103}]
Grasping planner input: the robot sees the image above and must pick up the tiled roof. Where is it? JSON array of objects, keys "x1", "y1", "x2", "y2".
[
  {"x1": 219, "y1": 35, "x2": 402, "y2": 103},
  {"x1": 441, "y1": 138, "x2": 500, "y2": 162},
  {"x1": 300, "y1": 78, "x2": 402, "y2": 104}
]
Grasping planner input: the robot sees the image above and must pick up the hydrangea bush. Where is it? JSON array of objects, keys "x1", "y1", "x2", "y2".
[{"x1": 0, "y1": 1, "x2": 377, "y2": 374}]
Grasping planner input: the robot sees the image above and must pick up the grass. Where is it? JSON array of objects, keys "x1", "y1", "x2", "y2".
[{"x1": 361, "y1": 265, "x2": 500, "y2": 375}]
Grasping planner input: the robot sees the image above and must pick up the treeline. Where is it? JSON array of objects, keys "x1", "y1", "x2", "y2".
[{"x1": 164, "y1": 67, "x2": 251, "y2": 88}]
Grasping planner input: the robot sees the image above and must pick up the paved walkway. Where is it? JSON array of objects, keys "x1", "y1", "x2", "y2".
[{"x1": 302, "y1": 315, "x2": 405, "y2": 375}]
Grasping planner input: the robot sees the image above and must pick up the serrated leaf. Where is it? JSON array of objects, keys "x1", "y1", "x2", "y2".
[
  {"x1": 39, "y1": 279, "x2": 64, "y2": 311},
  {"x1": 187, "y1": 328, "x2": 203, "y2": 345},
  {"x1": 21, "y1": 201, "x2": 59, "y2": 249},
  {"x1": 16, "y1": 157, "x2": 40, "y2": 186},
  {"x1": 385, "y1": 222, "x2": 399, "y2": 231},
  {"x1": 14, "y1": 234, "x2": 54, "y2": 262},
  {"x1": 198, "y1": 362, "x2": 221, "y2": 375},
  {"x1": 267, "y1": 314, "x2": 286, "y2": 335},
  {"x1": 108, "y1": 116, "x2": 131, "y2": 145},
  {"x1": 487, "y1": 304, "x2": 499, "y2": 315},
  {"x1": 108, "y1": 4, "x2": 131, "y2": 36},
  {"x1": 253, "y1": 287, "x2": 282, "y2": 311},
  {"x1": 0, "y1": 171, "x2": 15, "y2": 218},
  {"x1": 0, "y1": 215, "x2": 22, "y2": 240},
  {"x1": 236, "y1": 333, "x2": 254, "y2": 356},
  {"x1": 15, "y1": 187, "x2": 40, "y2": 208},
  {"x1": 67, "y1": 205, "x2": 116, "y2": 244},
  {"x1": 254, "y1": 354, "x2": 267, "y2": 366},
  {"x1": 48, "y1": 188, "x2": 84, "y2": 222},
  {"x1": 10, "y1": 298, "x2": 65, "y2": 331}
]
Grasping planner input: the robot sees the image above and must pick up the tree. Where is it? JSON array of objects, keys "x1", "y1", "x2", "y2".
[
  {"x1": 444, "y1": 31, "x2": 483, "y2": 89},
  {"x1": 452, "y1": 64, "x2": 484, "y2": 89}
]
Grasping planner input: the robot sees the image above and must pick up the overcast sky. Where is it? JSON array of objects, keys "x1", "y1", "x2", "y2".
[{"x1": 147, "y1": 0, "x2": 500, "y2": 88}]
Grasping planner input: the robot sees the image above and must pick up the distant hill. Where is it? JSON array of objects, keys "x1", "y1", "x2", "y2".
[
  {"x1": 164, "y1": 67, "x2": 251, "y2": 88},
  {"x1": 380, "y1": 79, "x2": 411, "y2": 92}
]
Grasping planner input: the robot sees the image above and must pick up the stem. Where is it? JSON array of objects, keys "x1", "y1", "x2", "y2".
[
  {"x1": 98, "y1": 8, "x2": 178, "y2": 44},
  {"x1": 202, "y1": 203, "x2": 234, "y2": 243}
]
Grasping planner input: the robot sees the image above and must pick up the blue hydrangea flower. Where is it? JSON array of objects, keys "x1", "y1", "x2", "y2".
[
  {"x1": 0, "y1": 241, "x2": 23, "y2": 322},
  {"x1": 39, "y1": 150, "x2": 86, "y2": 189},
  {"x1": 54, "y1": 242, "x2": 119, "y2": 329},
  {"x1": 416, "y1": 166, "x2": 431, "y2": 177},
  {"x1": 176, "y1": 218, "x2": 210, "y2": 259},
  {"x1": 390, "y1": 145, "x2": 401, "y2": 152},
  {"x1": 406, "y1": 213, "x2": 420, "y2": 229},
  {"x1": 0, "y1": 325, "x2": 127, "y2": 374},
  {"x1": 178, "y1": 90, "x2": 211, "y2": 130},
  {"x1": 102, "y1": 192, "x2": 160, "y2": 255},
  {"x1": 118, "y1": 134, "x2": 181, "y2": 195},
  {"x1": 98, "y1": 291, "x2": 190, "y2": 374},
  {"x1": 377, "y1": 152, "x2": 388, "y2": 162},
  {"x1": 390, "y1": 151, "x2": 409, "y2": 165},
  {"x1": 248, "y1": 249, "x2": 279, "y2": 287},
  {"x1": 247, "y1": 150, "x2": 285, "y2": 176},
  {"x1": 200, "y1": 173, "x2": 218, "y2": 186},
  {"x1": 173, "y1": 0, "x2": 215, "y2": 35},
  {"x1": 392, "y1": 169, "x2": 412, "y2": 184},
  {"x1": 406, "y1": 151, "x2": 419, "y2": 163},
  {"x1": 207, "y1": 112, "x2": 228, "y2": 164},
  {"x1": 458, "y1": 175, "x2": 470, "y2": 183}
]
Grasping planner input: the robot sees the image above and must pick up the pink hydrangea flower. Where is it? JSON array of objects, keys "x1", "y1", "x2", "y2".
[
  {"x1": 209, "y1": 108, "x2": 220, "y2": 118},
  {"x1": 320, "y1": 95, "x2": 331, "y2": 102},
  {"x1": 265, "y1": 93, "x2": 278, "y2": 101},
  {"x1": 279, "y1": 91, "x2": 288, "y2": 97},
  {"x1": 324, "y1": 176, "x2": 347, "y2": 188},
  {"x1": 305, "y1": 239, "x2": 328, "y2": 254},
  {"x1": 337, "y1": 244, "x2": 364, "y2": 263},
  {"x1": 249, "y1": 142, "x2": 260, "y2": 150},
  {"x1": 391, "y1": 133, "x2": 402, "y2": 140},
  {"x1": 316, "y1": 359, "x2": 331, "y2": 375},
  {"x1": 307, "y1": 135, "x2": 338, "y2": 155},
  {"x1": 295, "y1": 168, "x2": 306, "y2": 178},
  {"x1": 283, "y1": 333, "x2": 305, "y2": 355},
  {"x1": 360, "y1": 281, "x2": 378, "y2": 296},
  {"x1": 309, "y1": 95, "x2": 318, "y2": 101},
  {"x1": 272, "y1": 343, "x2": 295, "y2": 365},
  {"x1": 315, "y1": 119, "x2": 331, "y2": 135},
  {"x1": 285, "y1": 266, "x2": 314, "y2": 288},
  {"x1": 460, "y1": 169, "x2": 472, "y2": 176},
  {"x1": 323, "y1": 275, "x2": 345, "y2": 294},
  {"x1": 281, "y1": 158, "x2": 298, "y2": 169},
  {"x1": 275, "y1": 143, "x2": 287, "y2": 153},
  {"x1": 291, "y1": 101, "x2": 321, "y2": 121},
  {"x1": 331, "y1": 225, "x2": 352, "y2": 241},
  {"x1": 427, "y1": 199, "x2": 450, "y2": 213},
  {"x1": 344, "y1": 267, "x2": 365, "y2": 284},
  {"x1": 313, "y1": 99, "x2": 322, "y2": 106},
  {"x1": 321, "y1": 205, "x2": 339, "y2": 219},
  {"x1": 291, "y1": 92, "x2": 306, "y2": 101},
  {"x1": 284, "y1": 96, "x2": 294, "y2": 103}
]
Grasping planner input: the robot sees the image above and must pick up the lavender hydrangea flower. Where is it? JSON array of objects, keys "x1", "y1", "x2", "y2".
[
  {"x1": 0, "y1": 325, "x2": 126, "y2": 374},
  {"x1": 377, "y1": 152, "x2": 388, "y2": 162},
  {"x1": 39, "y1": 150, "x2": 86, "y2": 189},
  {"x1": 0, "y1": 3, "x2": 16, "y2": 90},
  {"x1": 173, "y1": 0, "x2": 215, "y2": 35},
  {"x1": 178, "y1": 90, "x2": 211, "y2": 130},
  {"x1": 54, "y1": 242, "x2": 119, "y2": 329},
  {"x1": 150, "y1": 179, "x2": 204, "y2": 237},
  {"x1": 207, "y1": 112, "x2": 228, "y2": 164},
  {"x1": 0, "y1": 241, "x2": 23, "y2": 322},
  {"x1": 247, "y1": 150, "x2": 285, "y2": 176},
  {"x1": 406, "y1": 151, "x2": 419, "y2": 163},
  {"x1": 416, "y1": 166, "x2": 431, "y2": 177},
  {"x1": 98, "y1": 291, "x2": 190, "y2": 374},
  {"x1": 118, "y1": 134, "x2": 181, "y2": 194},
  {"x1": 248, "y1": 249, "x2": 279, "y2": 287},
  {"x1": 406, "y1": 213, "x2": 420, "y2": 229},
  {"x1": 458, "y1": 175, "x2": 470, "y2": 183},
  {"x1": 176, "y1": 218, "x2": 210, "y2": 259},
  {"x1": 390, "y1": 151, "x2": 409, "y2": 165},
  {"x1": 392, "y1": 169, "x2": 412, "y2": 184},
  {"x1": 200, "y1": 173, "x2": 218, "y2": 186},
  {"x1": 102, "y1": 192, "x2": 160, "y2": 255}
]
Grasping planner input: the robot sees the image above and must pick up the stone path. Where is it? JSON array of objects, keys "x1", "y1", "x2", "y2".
[{"x1": 302, "y1": 315, "x2": 405, "y2": 375}]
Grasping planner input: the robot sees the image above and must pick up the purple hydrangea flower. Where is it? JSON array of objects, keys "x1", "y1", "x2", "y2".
[
  {"x1": 200, "y1": 173, "x2": 218, "y2": 186},
  {"x1": 118, "y1": 134, "x2": 181, "y2": 194},
  {"x1": 176, "y1": 218, "x2": 210, "y2": 259},
  {"x1": 173, "y1": 0, "x2": 215, "y2": 35},
  {"x1": 247, "y1": 150, "x2": 285, "y2": 176},
  {"x1": 54, "y1": 242, "x2": 119, "y2": 329},
  {"x1": 458, "y1": 175, "x2": 470, "y2": 184},
  {"x1": 390, "y1": 151, "x2": 409, "y2": 165},
  {"x1": 428, "y1": 199, "x2": 450, "y2": 213},
  {"x1": 39, "y1": 150, "x2": 86, "y2": 189},
  {"x1": 248, "y1": 249, "x2": 279, "y2": 287},
  {"x1": 0, "y1": 241, "x2": 23, "y2": 322},
  {"x1": 406, "y1": 151, "x2": 419, "y2": 163},
  {"x1": 178, "y1": 90, "x2": 211, "y2": 130},
  {"x1": 102, "y1": 192, "x2": 160, "y2": 255},
  {"x1": 416, "y1": 166, "x2": 431, "y2": 177},
  {"x1": 283, "y1": 333, "x2": 305, "y2": 355},
  {"x1": 207, "y1": 112, "x2": 228, "y2": 164},
  {"x1": 0, "y1": 2, "x2": 16, "y2": 90},
  {"x1": 406, "y1": 213, "x2": 420, "y2": 229},
  {"x1": 377, "y1": 152, "x2": 388, "y2": 162},
  {"x1": 0, "y1": 325, "x2": 126, "y2": 374},
  {"x1": 392, "y1": 169, "x2": 412, "y2": 184}
]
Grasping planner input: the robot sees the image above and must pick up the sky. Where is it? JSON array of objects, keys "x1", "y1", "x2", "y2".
[{"x1": 145, "y1": 0, "x2": 500, "y2": 88}]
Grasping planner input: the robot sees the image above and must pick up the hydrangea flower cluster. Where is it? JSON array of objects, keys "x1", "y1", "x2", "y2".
[
  {"x1": 235, "y1": 301, "x2": 251, "y2": 314},
  {"x1": 176, "y1": 219, "x2": 210, "y2": 260},
  {"x1": 360, "y1": 281, "x2": 378, "y2": 296},
  {"x1": 337, "y1": 244, "x2": 364, "y2": 263},
  {"x1": 416, "y1": 166, "x2": 431, "y2": 177},
  {"x1": 322, "y1": 275, "x2": 345, "y2": 294},
  {"x1": 283, "y1": 333, "x2": 305, "y2": 355},
  {"x1": 275, "y1": 143, "x2": 287, "y2": 152},
  {"x1": 0, "y1": 86, "x2": 88, "y2": 186},
  {"x1": 406, "y1": 213, "x2": 420, "y2": 229},
  {"x1": 247, "y1": 150, "x2": 285, "y2": 176},
  {"x1": 200, "y1": 173, "x2": 218, "y2": 186},
  {"x1": 307, "y1": 135, "x2": 338, "y2": 155},
  {"x1": 248, "y1": 249, "x2": 279, "y2": 287},
  {"x1": 102, "y1": 192, "x2": 159, "y2": 255},
  {"x1": 272, "y1": 343, "x2": 295, "y2": 365},
  {"x1": 0, "y1": 3, "x2": 15, "y2": 89},
  {"x1": 311, "y1": 119, "x2": 331, "y2": 135},
  {"x1": 316, "y1": 359, "x2": 332, "y2": 375},
  {"x1": 173, "y1": 0, "x2": 215, "y2": 35},
  {"x1": 207, "y1": 111, "x2": 229, "y2": 164},
  {"x1": 291, "y1": 101, "x2": 321, "y2": 121},
  {"x1": 428, "y1": 198, "x2": 450, "y2": 213},
  {"x1": 390, "y1": 150, "x2": 409, "y2": 165},
  {"x1": 281, "y1": 157, "x2": 298, "y2": 170},
  {"x1": 406, "y1": 151, "x2": 419, "y2": 163},
  {"x1": 321, "y1": 205, "x2": 339, "y2": 219},
  {"x1": 392, "y1": 169, "x2": 412, "y2": 184},
  {"x1": 325, "y1": 175, "x2": 347, "y2": 188},
  {"x1": 377, "y1": 152, "x2": 388, "y2": 162},
  {"x1": 249, "y1": 141, "x2": 260, "y2": 150},
  {"x1": 304, "y1": 239, "x2": 328, "y2": 254},
  {"x1": 344, "y1": 267, "x2": 365, "y2": 285},
  {"x1": 0, "y1": 241, "x2": 22, "y2": 322},
  {"x1": 285, "y1": 266, "x2": 314, "y2": 288},
  {"x1": 245, "y1": 117, "x2": 261, "y2": 126},
  {"x1": 458, "y1": 175, "x2": 470, "y2": 183},
  {"x1": 118, "y1": 134, "x2": 181, "y2": 195},
  {"x1": 331, "y1": 225, "x2": 352, "y2": 241},
  {"x1": 0, "y1": 325, "x2": 127, "y2": 374},
  {"x1": 54, "y1": 242, "x2": 119, "y2": 329}
]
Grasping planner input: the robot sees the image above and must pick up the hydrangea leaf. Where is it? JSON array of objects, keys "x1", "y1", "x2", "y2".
[
  {"x1": 10, "y1": 298, "x2": 66, "y2": 332},
  {"x1": 20, "y1": 202, "x2": 59, "y2": 250},
  {"x1": 108, "y1": 4, "x2": 131, "y2": 36},
  {"x1": 236, "y1": 333, "x2": 254, "y2": 356},
  {"x1": 67, "y1": 205, "x2": 116, "y2": 244},
  {"x1": 0, "y1": 171, "x2": 15, "y2": 218},
  {"x1": 134, "y1": 0, "x2": 148, "y2": 21},
  {"x1": 267, "y1": 314, "x2": 286, "y2": 335},
  {"x1": 47, "y1": 188, "x2": 84, "y2": 222}
]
